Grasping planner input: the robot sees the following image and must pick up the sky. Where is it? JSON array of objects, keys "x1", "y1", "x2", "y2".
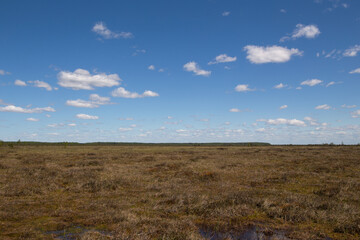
[{"x1": 0, "y1": 0, "x2": 360, "y2": 144}]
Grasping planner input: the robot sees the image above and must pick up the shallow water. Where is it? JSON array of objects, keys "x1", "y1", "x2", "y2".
[{"x1": 199, "y1": 225, "x2": 289, "y2": 240}]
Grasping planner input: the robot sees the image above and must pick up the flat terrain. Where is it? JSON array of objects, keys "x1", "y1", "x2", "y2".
[{"x1": 0, "y1": 145, "x2": 359, "y2": 239}]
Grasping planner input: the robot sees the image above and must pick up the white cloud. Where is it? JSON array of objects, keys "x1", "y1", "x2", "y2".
[
  {"x1": 256, "y1": 128, "x2": 266, "y2": 132},
  {"x1": 301, "y1": 79, "x2": 323, "y2": 86},
  {"x1": 58, "y1": 69, "x2": 121, "y2": 90},
  {"x1": 281, "y1": 24, "x2": 320, "y2": 41},
  {"x1": 15, "y1": 80, "x2": 26, "y2": 86},
  {"x1": 111, "y1": 87, "x2": 159, "y2": 98},
  {"x1": 208, "y1": 54, "x2": 237, "y2": 64},
  {"x1": 235, "y1": 84, "x2": 253, "y2": 92},
  {"x1": 341, "y1": 104, "x2": 356, "y2": 109},
  {"x1": 68, "y1": 123, "x2": 76, "y2": 127},
  {"x1": 92, "y1": 22, "x2": 133, "y2": 39},
  {"x1": 326, "y1": 81, "x2": 341, "y2": 87},
  {"x1": 229, "y1": 108, "x2": 241, "y2": 112},
  {"x1": 26, "y1": 118, "x2": 39, "y2": 122},
  {"x1": 351, "y1": 110, "x2": 360, "y2": 118},
  {"x1": 244, "y1": 45, "x2": 303, "y2": 64},
  {"x1": 280, "y1": 9, "x2": 287, "y2": 13},
  {"x1": 0, "y1": 69, "x2": 10, "y2": 75},
  {"x1": 315, "y1": 104, "x2": 331, "y2": 110},
  {"x1": 222, "y1": 11, "x2": 230, "y2": 16},
  {"x1": 280, "y1": 105, "x2": 288, "y2": 110},
  {"x1": 343, "y1": 45, "x2": 360, "y2": 57},
  {"x1": 183, "y1": 61, "x2": 211, "y2": 76},
  {"x1": 259, "y1": 118, "x2": 306, "y2": 127},
  {"x1": 31, "y1": 80, "x2": 52, "y2": 91},
  {"x1": 76, "y1": 113, "x2": 99, "y2": 120},
  {"x1": 274, "y1": 83, "x2": 286, "y2": 89},
  {"x1": 119, "y1": 127, "x2": 133, "y2": 132},
  {"x1": 176, "y1": 129, "x2": 187, "y2": 133},
  {"x1": 67, "y1": 94, "x2": 111, "y2": 108},
  {"x1": 304, "y1": 117, "x2": 319, "y2": 126},
  {"x1": 158, "y1": 68, "x2": 164, "y2": 72},
  {"x1": 349, "y1": 68, "x2": 360, "y2": 74},
  {"x1": 0, "y1": 105, "x2": 55, "y2": 113},
  {"x1": 148, "y1": 65, "x2": 155, "y2": 70}
]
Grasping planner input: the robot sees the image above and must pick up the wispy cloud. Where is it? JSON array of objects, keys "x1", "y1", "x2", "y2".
[
  {"x1": 92, "y1": 22, "x2": 133, "y2": 39},
  {"x1": 301, "y1": 79, "x2": 323, "y2": 87},
  {"x1": 280, "y1": 105, "x2": 288, "y2": 110},
  {"x1": 0, "y1": 105, "x2": 55, "y2": 113},
  {"x1": 14, "y1": 80, "x2": 27, "y2": 86},
  {"x1": 111, "y1": 87, "x2": 159, "y2": 98},
  {"x1": 66, "y1": 94, "x2": 111, "y2": 108},
  {"x1": 258, "y1": 118, "x2": 306, "y2": 126},
  {"x1": 280, "y1": 24, "x2": 320, "y2": 42},
  {"x1": 208, "y1": 54, "x2": 236, "y2": 64},
  {"x1": 343, "y1": 45, "x2": 360, "y2": 57},
  {"x1": 76, "y1": 113, "x2": 99, "y2": 120},
  {"x1": 274, "y1": 83, "x2": 287, "y2": 89},
  {"x1": 349, "y1": 67, "x2": 360, "y2": 74},
  {"x1": 315, "y1": 104, "x2": 331, "y2": 110},
  {"x1": 222, "y1": 11, "x2": 230, "y2": 16}
]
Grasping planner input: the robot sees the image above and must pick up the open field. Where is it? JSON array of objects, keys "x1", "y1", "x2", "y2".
[{"x1": 0, "y1": 144, "x2": 359, "y2": 239}]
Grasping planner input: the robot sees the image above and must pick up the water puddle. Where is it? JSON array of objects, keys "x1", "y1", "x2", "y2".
[
  {"x1": 199, "y1": 225, "x2": 289, "y2": 240},
  {"x1": 46, "y1": 226, "x2": 112, "y2": 240}
]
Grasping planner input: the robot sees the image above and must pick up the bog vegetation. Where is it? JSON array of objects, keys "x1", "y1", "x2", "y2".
[{"x1": 0, "y1": 143, "x2": 359, "y2": 239}]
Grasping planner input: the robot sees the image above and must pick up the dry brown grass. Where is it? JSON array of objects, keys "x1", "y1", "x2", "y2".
[{"x1": 0, "y1": 145, "x2": 359, "y2": 239}]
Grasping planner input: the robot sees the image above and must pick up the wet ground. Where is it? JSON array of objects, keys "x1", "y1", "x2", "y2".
[{"x1": 199, "y1": 225, "x2": 290, "y2": 240}]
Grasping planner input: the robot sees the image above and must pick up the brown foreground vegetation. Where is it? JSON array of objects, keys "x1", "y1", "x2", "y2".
[{"x1": 0, "y1": 145, "x2": 359, "y2": 239}]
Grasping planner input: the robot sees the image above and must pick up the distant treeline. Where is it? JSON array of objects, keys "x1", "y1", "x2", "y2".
[{"x1": 0, "y1": 141, "x2": 271, "y2": 146}]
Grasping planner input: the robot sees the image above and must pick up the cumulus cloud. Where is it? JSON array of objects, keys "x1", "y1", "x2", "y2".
[
  {"x1": 58, "y1": 69, "x2": 121, "y2": 90},
  {"x1": 208, "y1": 54, "x2": 237, "y2": 64},
  {"x1": 183, "y1": 61, "x2": 211, "y2": 76},
  {"x1": 244, "y1": 45, "x2": 302, "y2": 64},
  {"x1": 30, "y1": 80, "x2": 52, "y2": 91},
  {"x1": 301, "y1": 79, "x2": 323, "y2": 86},
  {"x1": 15, "y1": 80, "x2": 26, "y2": 86},
  {"x1": 274, "y1": 83, "x2": 286, "y2": 89},
  {"x1": 315, "y1": 104, "x2": 331, "y2": 110},
  {"x1": 111, "y1": 87, "x2": 159, "y2": 98},
  {"x1": 0, "y1": 105, "x2": 55, "y2": 113},
  {"x1": 343, "y1": 45, "x2": 360, "y2": 57},
  {"x1": 280, "y1": 105, "x2": 288, "y2": 110},
  {"x1": 148, "y1": 65, "x2": 155, "y2": 70},
  {"x1": 76, "y1": 113, "x2": 99, "y2": 120},
  {"x1": 92, "y1": 22, "x2": 133, "y2": 39},
  {"x1": 281, "y1": 24, "x2": 320, "y2": 41},
  {"x1": 259, "y1": 118, "x2": 306, "y2": 126},
  {"x1": 235, "y1": 84, "x2": 254, "y2": 92},
  {"x1": 349, "y1": 68, "x2": 360, "y2": 74},
  {"x1": 26, "y1": 118, "x2": 39, "y2": 122},
  {"x1": 66, "y1": 94, "x2": 111, "y2": 108}
]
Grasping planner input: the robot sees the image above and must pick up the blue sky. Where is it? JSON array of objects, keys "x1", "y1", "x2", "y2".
[{"x1": 0, "y1": 0, "x2": 359, "y2": 144}]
